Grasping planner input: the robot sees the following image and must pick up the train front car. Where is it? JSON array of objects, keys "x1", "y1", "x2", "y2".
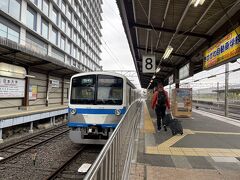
[{"x1": 68, "y1": 72, "x2": 127, "y2": 144}]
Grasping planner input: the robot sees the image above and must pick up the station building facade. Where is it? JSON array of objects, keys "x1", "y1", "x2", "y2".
[{"x1": 0, "y1": 0, "x2": 102, "y2": 112}]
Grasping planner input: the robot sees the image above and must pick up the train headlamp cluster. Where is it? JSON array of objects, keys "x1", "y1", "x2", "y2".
[
  {"x1": 115, "y1": 109, "x2": 121, "y2": 116},
  {"x1": 70, "y1": 108, "x2": 77, "y2": 115}
]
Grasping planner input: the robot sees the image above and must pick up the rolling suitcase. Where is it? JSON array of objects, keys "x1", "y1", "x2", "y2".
[
  {"x1": 169, "y1": 119, "x2": 183, "y2": 135},
  {"x1": 164, "y1": 113, "x2": 172, "y2": 126}
]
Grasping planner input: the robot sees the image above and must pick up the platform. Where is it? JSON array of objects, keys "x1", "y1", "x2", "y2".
[
  {"x1": 0, "y1": 105, "x2": 68, "y2": 142},
  {"x1": 130, "y1": 100, "x2": 240, "y2": 180}
]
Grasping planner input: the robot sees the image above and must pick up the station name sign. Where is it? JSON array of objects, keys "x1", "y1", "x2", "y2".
[
  {"x1": 0, "y1": 77, "x2": 25, "y2": 98},
  {"x1": 203, "y1": 26, "x2": 240, "y2": 70}
]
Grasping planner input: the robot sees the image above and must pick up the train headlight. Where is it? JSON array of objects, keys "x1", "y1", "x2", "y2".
[
  {"x1": 70, "y1": 108, "x2": 77, "y2": 115},
  {"x1": 115, "y1": 109, "x2": 121, "y2": 116}
]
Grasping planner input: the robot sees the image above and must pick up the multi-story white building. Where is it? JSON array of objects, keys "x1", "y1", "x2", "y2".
[
  {"x1": 0, "y1": 0, "x2": 103, "y2": 122},
  {"x1": 0, "y1": 0, "x2": 102, "y2": 71}
]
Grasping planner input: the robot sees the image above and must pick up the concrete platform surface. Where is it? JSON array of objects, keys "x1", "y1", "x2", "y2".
[
  {"x1": 130, "y1": 100, "x2": 240, "y2": 179},
  {"x1": 0, "y1": 105, "x2": 67, "y2": 120}
]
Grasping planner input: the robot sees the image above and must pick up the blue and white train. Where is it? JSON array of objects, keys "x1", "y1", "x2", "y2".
[{"x1": 68, "y1": 71, "x2": 139, "y2": 144}]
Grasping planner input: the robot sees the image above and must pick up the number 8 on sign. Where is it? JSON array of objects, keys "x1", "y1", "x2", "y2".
[
  {"x1": 145, "y1": 58, "x2": 153, "y2": 70},
  {"x1": 142, "y1": 55, "x2": 155, "y2": 73}
]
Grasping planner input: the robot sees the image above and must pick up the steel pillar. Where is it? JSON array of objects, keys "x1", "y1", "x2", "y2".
[
  {"x1": 0, "y1": 129, "x2": 3, "y2": 143},
  {"x1": 61, "y1": 77, "x2": 64, "y2": 105},
  {"x1": 50, "y1": 117, "x2": 53, "y2": 126},
  {"x1": 53, "y1": 116, "x2": 56, "y2": 125},
  {"x1": 224, "y1": 63, "x2": 229, "y2": 117},
  {"x1": 23, "y1": 67, "x2": 29, "y2": 107},
  {"x1": 29, "y1": 122, "x2": 34, "y2": 133},
  {"x1": 64, "y1": 114, "x2": 67, "y2": 121}
]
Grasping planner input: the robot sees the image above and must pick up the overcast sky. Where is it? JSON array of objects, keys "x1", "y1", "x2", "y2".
[
  {"x1": 100, "y1": 0, "x2": 141, "y2": 88},
  {"x1": 100, "y1": 1, "x2": 240, "y2": 90}
]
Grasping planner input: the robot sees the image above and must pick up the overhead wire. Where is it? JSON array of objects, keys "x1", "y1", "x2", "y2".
[
  {"x1": 101, "y1": 41, "x2": 125, "y2": 69},
  {"x1": 101, "y1": 0, "x2": 141, "y2": 87}
]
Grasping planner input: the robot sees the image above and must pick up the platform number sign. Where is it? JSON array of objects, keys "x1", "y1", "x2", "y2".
[{"x1": 142, "y1": 55, "x2": 155, "y2": 73}]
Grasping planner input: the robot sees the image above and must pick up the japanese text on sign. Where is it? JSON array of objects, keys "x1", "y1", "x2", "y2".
[
  {"x1": 203, "y1": 26, "x2": 240, "y2": 69},
  {"x1": 0, "y1": 77, "x2": 25, "y2": 98}
]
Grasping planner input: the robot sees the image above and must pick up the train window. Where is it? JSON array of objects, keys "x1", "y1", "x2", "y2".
[
  {"x1": 97, "y1": 75, "x2": 123, "y2": 105},
  {"x1": 70, "y1": 75, "x2": 96, "y2": 104}
]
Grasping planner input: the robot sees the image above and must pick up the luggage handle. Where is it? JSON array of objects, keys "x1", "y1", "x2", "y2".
[{"x1": 166, "y1": 110, "x2": 174, "y2": 119}]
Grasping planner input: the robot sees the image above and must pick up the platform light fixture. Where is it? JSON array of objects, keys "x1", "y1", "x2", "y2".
[
  {"x1": 191, "y1": 0, "x2": 205, "y2": 7},
  {"x1": 162, "y1": 45, "x2": 173, "y2": 59},
  {"x1": 152, "y1": 75, "x2": 156, "y2": 79},
  {"x1": 155, "y1": 67, "x2": 161, "y2": 73}
]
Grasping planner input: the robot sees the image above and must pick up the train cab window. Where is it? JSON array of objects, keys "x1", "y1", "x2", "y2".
[
  {"x1": 97, "y1": 75, "x2": 123, "y2": 105},
  {"x1": 70, "y1": 75, "x2": 96, "y2": 104}
]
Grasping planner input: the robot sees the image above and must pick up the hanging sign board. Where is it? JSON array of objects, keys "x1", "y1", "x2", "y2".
[
  {"x1": 49, "y1": 79, "x2": 59, "y2": 88},
  {"x1": 142, "y1": 55, "x2": 156, "y2": 73},
  {"x1": 0, "y1": 77, "x2": 25, "y2": 98},
  {"x1": 203, "y1": 26, "x2": 240, "y2": 70},
  {"x1": 179, "y1": 63, "x2": 189, "y2": 80}
]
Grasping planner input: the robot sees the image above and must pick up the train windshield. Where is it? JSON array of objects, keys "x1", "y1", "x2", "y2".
[
  {"x1": 70, "y1": 75, "x2": 96, "y2": 104},
  {"x1": 70, "y1": 75, "x2": 123, "y2": 105},
  {"x1": 97, "y1": 75, "x2": 123, "y2": 105}
]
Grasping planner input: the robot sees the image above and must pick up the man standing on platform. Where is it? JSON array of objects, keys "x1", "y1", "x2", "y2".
[{"x1": 151, "y1": 82, "x2": 170, "y2": 132}]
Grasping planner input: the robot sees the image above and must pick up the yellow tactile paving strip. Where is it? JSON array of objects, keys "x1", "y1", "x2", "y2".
[
  {"x1": 145, "y1": 129, "x2": 240, "y2": 157},
  {"x1": 193, "y1": 130, "x2": 240, "y2": 135},
  {"x1": 142, "y1": 103, "x2": 155, "y2": 133}
]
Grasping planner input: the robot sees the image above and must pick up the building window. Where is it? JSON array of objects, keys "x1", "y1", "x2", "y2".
[
  {"x1": 73, "y1": 31, "x2": 76, "y2": 43},
  {"x1": 27, "y1": 6, "x2": 37, "y2": 31},
  {"x1": 61, "y1": 0, "x2": 66, "y2": 13},
  {"x1": 66, "y1": 24, "x2": 70, "y2": 37},
  {"x1": 77, "y1": 35, "x2": 80, "y2": 46},
  {"x1": 51, "y1": 28, "x2": 58, "y2": 45},
  {"x1": 61, "y1": 18, "x2": 66, "y2": 31},
  {"x1": 73, "y1": 16, "x2": 76, "y2": 27},
  {"x1": 51, "y1": 7, "x2": 58, "y2": 25},
  {"x1": 0, "y1": 23, "x2": 7, "y2": 38},
  {"x1": 0, "y1": 22, "x2": 19, "y2": 43},
  {"x1": 0, "y1": 1, "x2": 9, "y2": 12},
  {"x1": 69, "y1": 25, "x2": 72, "y2": 38},
  {"x1": 42, "y1": 0, "x2": 49, "y2": 16},
  {"x1": 41, "y1": 18, "x2": 48, "y2": 39},
  {"x1": 30, "y1": 0, "x2": 38, "y2": 6},
  {"x1": 65, "y1": 39, "x2": 70, "y2": 54},
  {"x1": 7, "y1": 28, "x2": 18, "y2": 43},
  {"x1": 61, "y1": 35, "x2": 65, "y2": 50},
  {"x1": 72, "y1": 46, "x2": 76, "y2": 58},
  {"x1": 0, "y1": 0, "x2": 21, "y2": 20},
  {"x1": 9, "y1": 0, "x2": 21, "y2": 20},
  {"x1": 77, "y1": 49, "x2": 80, "y2": 59},
  {"x1": 66, "y1": 7, "x2": 71, "y2": 20}
]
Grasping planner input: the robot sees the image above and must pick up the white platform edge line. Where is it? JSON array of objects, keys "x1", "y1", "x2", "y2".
[{"x1": 193, "y1": 109, "x2": 240, "y2": 128}]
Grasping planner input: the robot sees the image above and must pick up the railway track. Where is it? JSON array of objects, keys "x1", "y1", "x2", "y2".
[
  {"x1": 0, "y1": 124, "x2": 69, "y2": 164},
  {"x1": 193, "y1": 103, "x2": 240, "y2": 120},
  {"x1": 45, "y1": 145, "x2": 102, "y2": 180}
]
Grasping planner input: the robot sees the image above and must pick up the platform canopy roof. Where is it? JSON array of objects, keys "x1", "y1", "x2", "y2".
[
  {"x1": 117, "y1": 0, "x2": 240, "y2": 88},
  {"x1": 0, "y1": 38, "x2": 80, "y2": 78}
]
